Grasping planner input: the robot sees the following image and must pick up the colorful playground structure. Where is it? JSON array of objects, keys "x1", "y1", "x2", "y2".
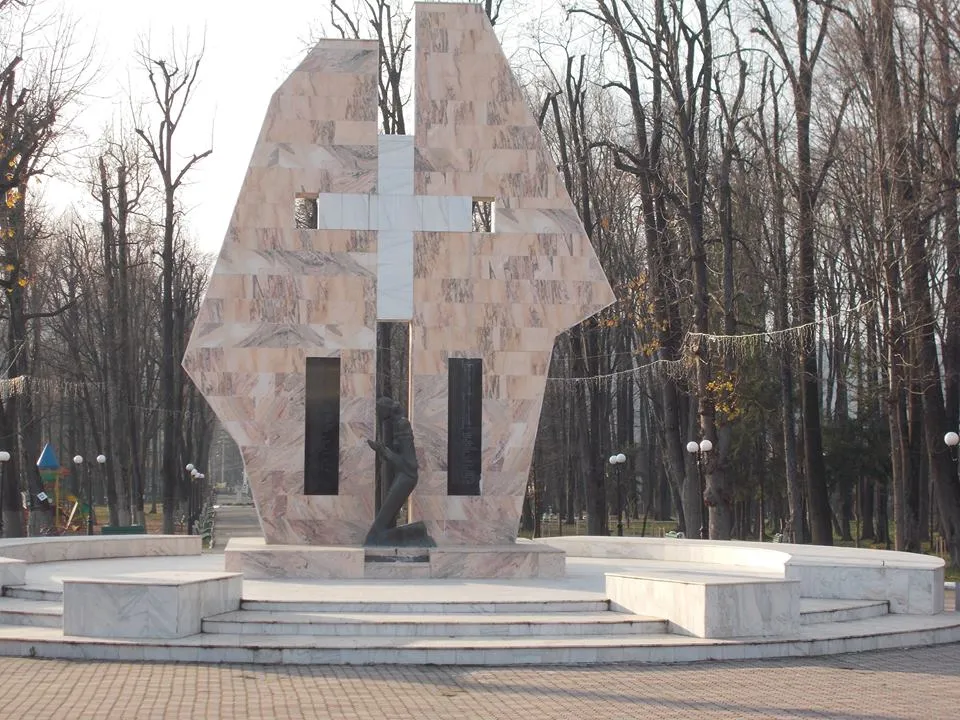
[{"x1": 36, "y1": 443, "x2": 91, "y2": 535}]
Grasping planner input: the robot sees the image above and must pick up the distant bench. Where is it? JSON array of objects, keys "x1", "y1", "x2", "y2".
[
  {"x1": 0, "y1": 535, "x2": 202, "y2": 594},
  {"x1": 100, "y1": 526, "x2": 146, "y2": 535},
  {"x1": 542, "y1": 535, "x2": 945, "y2": 615}
]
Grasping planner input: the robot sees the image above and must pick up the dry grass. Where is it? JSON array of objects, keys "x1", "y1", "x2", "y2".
[{"x1": 44, "y1": 506, "x2": 181, "y2": 536}]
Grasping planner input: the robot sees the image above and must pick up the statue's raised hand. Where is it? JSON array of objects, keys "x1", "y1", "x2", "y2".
[{"x1": 367, "y1": 439, "x2": 383, "y2": 452}]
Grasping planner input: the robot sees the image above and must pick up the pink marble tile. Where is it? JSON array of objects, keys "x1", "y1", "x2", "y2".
[
  {"x1": 183, "y1": 39, "x2": 379, "y2": 547},
  {"x1": 406, "y1": 2, "x2": 614, "y2": 546},
  {"x1": 184, "y1": 7, "x2": 614, "y2": 551}
]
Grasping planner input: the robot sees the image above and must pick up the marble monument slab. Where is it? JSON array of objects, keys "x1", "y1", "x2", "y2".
[{"x1": 182, "y1": 3, "x2": 614, "y2": 548}]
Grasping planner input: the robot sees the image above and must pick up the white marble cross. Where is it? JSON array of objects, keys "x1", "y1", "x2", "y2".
[{"x1": 313, "y1": 136, "x2": 474, "y2": 320}]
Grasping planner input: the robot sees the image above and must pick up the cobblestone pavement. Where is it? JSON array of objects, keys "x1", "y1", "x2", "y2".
[{"x1": 0, "y1": 642, "x2": 957, "y2": 720}]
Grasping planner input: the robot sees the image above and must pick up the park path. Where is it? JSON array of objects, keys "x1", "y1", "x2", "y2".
[
  {"x1": 211, "y1": 502, "x2": 261, "y2": 551},
  {"x1": 0, "y1": 643, "x2": 958, "y2": 719}
]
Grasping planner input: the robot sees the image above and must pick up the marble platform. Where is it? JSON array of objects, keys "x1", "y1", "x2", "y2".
[
  {"x1": 0, "y1": 538, "x2": 955, "y2": 665},
  {"x1": 224, "y1": 539, "x2": 365, "y2": 579},
  {"x1": 0, "y1": 551, "x2": 958, "y2": 665},
  {"x1": 62, "y1": 571, "x2": 241, "y2": 640},
  {"x1": 429, "y1": 544, "x2": 564, "y2": 579},
  {"x1": 542, "y1": 536, "x2": 945, "y2": 615},
  {"x1": 225, "y1": 538, "x2": 564, "y2": 579},
  {"x1": 606, "y1": 572, "x2": 800, "y2": 638}
]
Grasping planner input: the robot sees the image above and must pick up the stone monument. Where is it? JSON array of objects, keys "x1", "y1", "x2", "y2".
[{"x1": 183, "y1": 2, "x2": 614, "y2": 578}]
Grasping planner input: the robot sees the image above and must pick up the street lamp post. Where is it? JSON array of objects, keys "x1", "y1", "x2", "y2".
[
  {"x1": 0, "y1": 451, "x2": 9, "y2": 536},
  {"x1": 944, "y1": 431, "x2": 959, "y2": 453},
  {"x1": 185, "y1": 464, "x2": 196, "y2": 534},
  {"x1": 73, "y1": 455, "x2": 94, "y2": 536},
  {"x1": 197, "y1": 471, "x2": 206, "y2": 535},
  {"x1": 608, "y1": 453, "x2": 627, "y2": 537},
  {"x1": 185, "y1": 464, "x2": 205, "y2": 535},
  {"x1": 192, "y1": 469, "x2": 201, "y2": 534},
  {"x1": 945, "y1": 432, "x2": 959, "y2": 613},
  {"x1": 686, "y1": 439, "x2": 713, "y2": 540},
  {"x1": 96, "y1": 455, "x2": 107, "y2": 527}
]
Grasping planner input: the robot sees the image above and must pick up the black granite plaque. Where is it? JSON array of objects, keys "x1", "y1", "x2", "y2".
[
  {"x1": 304, "y1": 356, "x2": 340, "y2": 495},
  {"x1": 447, "y1": 358, "x2": 482, "y2": 496}
]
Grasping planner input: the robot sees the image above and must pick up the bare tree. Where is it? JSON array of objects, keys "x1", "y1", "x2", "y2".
[
  {"x1": 0, "y1": 0, "x2": 90, "y2": 536},
  {"x1": 580, "y1": 0, "x2": 700, "y2": 537},
  {"x1": 856, "y1": 0, "x2": 960, "y2": 564},
  {"x1": 93, "y1": 134, "x2": 152, "y2": 526},
  {"x1": 753, "y1": 0, "x2": 843, "y2": 546},
  {"x1": 134, "y1": 38, "x2": 211, "y2": 534},
  {"x1": 330, "y1": 0, "x2": 411, "y2": 134},
  {"x1": 711, "y1": 18, "x2": 750, "y2": 539},
  {"x1": 750, "y1": 62, "x2": 806, "y2": 542}
]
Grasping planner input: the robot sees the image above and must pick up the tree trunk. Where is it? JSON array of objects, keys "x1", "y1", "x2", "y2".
[
  {"x1": 160, "y1": 189, "x2": 176, "y2": 534},
  {"x1": 860, "y1": 477, "x2": 875, "y2": 541},
  {"x1": 796, "y1": 83, "x2": 831, "y2": 546},
  {"x1": 759, "y1": 62, "x2": 805, "y2": 544},
  {"x1": 0, "y1": 397, "x2": 22, "y2": 537},
  {"x1": 755, "y1": 0, "x2": 834, "y2": 546},
  {"x1": 7, "y1": 242, "x2": 52, "y2": 536}
]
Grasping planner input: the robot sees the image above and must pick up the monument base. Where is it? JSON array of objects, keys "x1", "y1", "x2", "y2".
[
  {"x1": 224, "y1": 539, "x2": 365, "y2": 580},
  {"x1": 428, "y1": 544, "x2": 565, "y2": 579},
  {"x1": 225, "y1": 538, "x2": 565, "y2": 580}
]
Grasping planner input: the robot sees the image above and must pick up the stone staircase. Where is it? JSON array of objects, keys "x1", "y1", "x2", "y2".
[
  {"x1": 1, "y1": 584, "x2": 935, "y2": 666},
  {"x1": 0, "y1": 597, "x2": 62, "y2": 627},
  {"x1": 3, "y1": 586, "x2": 61, "y2": 602},
  {"x1": 203, "y1": 599, "x2": 665, "y2": 638},
  {"x1": 1, "y1": 584, "x2": 896, "y2": 633},
  {"x1": 799, "y1": 599, "x2": 890, "y2": 626},
  {"x1": 0, "y1": 586, "x2": 64, "y2": 628}
]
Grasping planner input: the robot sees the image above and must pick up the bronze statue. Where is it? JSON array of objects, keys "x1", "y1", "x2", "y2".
[{"x1": 364, "y1": 397, "x2": 434, "y2": 546}]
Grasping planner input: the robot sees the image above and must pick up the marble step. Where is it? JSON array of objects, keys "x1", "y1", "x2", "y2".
[
  {"x1": 203, "y1": 610, "x2": 666, "y2": 637},
  {"x1": 241, "y1": 599, "x2": 610, "y2": 614},
  {"x1": 2, "y1": 611, "x2": 960, "y2": 665},
  {"x1": 800, "y1": 599, "x2": 889, "y2": 625},
  {"x1": 362, "y1": 562, "x2": 431, "y2": 579},
  {"x1": 3, "y1": 586, "x2": 62, "y2": 602},
  {"x1": 0, "y1": 598, "x2": 63, "y2": 628}
]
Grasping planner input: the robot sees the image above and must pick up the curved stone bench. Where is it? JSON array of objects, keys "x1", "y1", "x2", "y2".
[
  {"x1": 0, "y1": 535, "x2": 202, "y2": 593},
  {"x1": 542, "y1": 536, "x2": 945, "y2": 615},
  {"x1": 0, "y1": 535, "x2": 200, "y2": 564}
]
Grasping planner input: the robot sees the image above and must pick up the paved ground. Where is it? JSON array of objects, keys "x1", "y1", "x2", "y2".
[
  {"x1": 211, "y1": 502, "x2": 261, "y2": 551},
  {"x1": 0, "y1": 643, "x2": 958, "y2": 719}
]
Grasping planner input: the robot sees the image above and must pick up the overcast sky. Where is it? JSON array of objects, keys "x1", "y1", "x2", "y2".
[
  {"x1": 31, "y1": 0, "x2": 321, "y2": 254},
  {"x1": 31, "y1": 0, "x2": 558, "y2": 255}
]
